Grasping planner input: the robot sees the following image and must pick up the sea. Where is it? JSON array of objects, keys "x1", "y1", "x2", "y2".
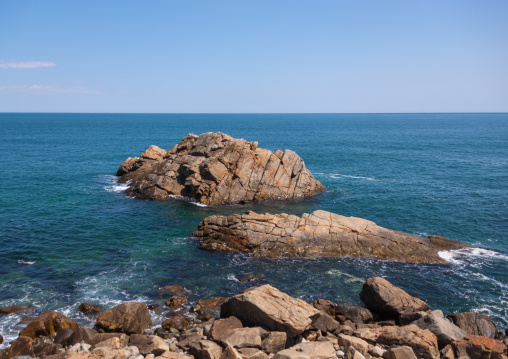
[{"x1": 0, "y1": 113, "x2": 507, "y2": 346}]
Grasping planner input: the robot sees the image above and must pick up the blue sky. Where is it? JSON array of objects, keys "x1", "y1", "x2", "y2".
[{"x1": 0, "y1": 1, "x2": 507, "y2": 113}]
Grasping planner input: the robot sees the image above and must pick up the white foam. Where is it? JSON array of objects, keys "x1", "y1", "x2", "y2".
[
  {"x1": 315, "y1": 172, "x2": 376, "y2": 181},
  {"x1": 439, "y1": 247, "x2": 508, "y2": 264},
  {"x1": 104, "y1": 183, "x2": 129, "y2": 192},
  {"x1": 17, "y1": 259, "x2": 35, "y2": 265},
  {"x1": 227, "y1": 274, "x2": 240, "y2": 282},
  {"x1": 169, "y1": 194, "x2": 208, "y2": 207}
]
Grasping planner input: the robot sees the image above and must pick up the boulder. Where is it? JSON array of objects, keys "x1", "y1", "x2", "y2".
[
  {"x1": 18, "y1": 310, "x2": 79, "y2": 340},
  {"x1": 78, "y1": 303, "x2": 103, "y2": 315},
  {"x1": 53, "y1": 328, "x2": 75, "y2": 347},
  {"x1": 191, "y1": 297, "x2": 227, "y2": 313},
  {"x1": 412, "y1": 310, "x2": 466, "y2": 347},
  {"x1": 209, "y1": 316, "x2": 243, "y2": 342},
  {"x1": 334, "y1": 305, "x2": 373, "y2": 324},
  {"x1": 94, "y1": 302, "x2": 151, "y2": 334},
  {"x1": 166, "y1": 296, "x2": 189, "y2": 310},
  {"x1": 449, "y1": 335, "x2": 508, "y2": 358},
  {"x1": 290, "y1": 342, "x2": 336, "y2": 359},
  {"x1": 117, "y1": 132, "x2": 325, "y2": 205},
  {"x1": 220, "y1": 327, "x2": 262, "y2": 348},
  {"x1": 194, "y1": 210, "x2": 471, "y2": 263},
  {"x1": 373, "y1": 325, "x2": 439, "y2": 359},
  {"x1": 382, "y1": 346, "x2": 417, "y2": 359},
  {"x1": 310, "y1": 299, "x2": 335, "y2": 317},
  {"x1": 0, "y1": 305, "x2": 34, "y2": 315},
  {"x1": 129, "y1": 334, "x2": 169, "y2": 356},
  {"x1": 238, "y1": 348, "x2": 269, "y2": 359},
  {"x1": 189, "y1": 340, "x2": 223, "y2": 359},
  {"x1": 158, "y1": 284, "x2": 191, "y2": 297},
  {"x1": 237, "y1": 273, "x2": 264, "y2": 283},
  {"x1": 68, "y1": 327, "x2": 98, "y2": 346},
  {"x1": 33, "y1": 342, "x2": 62, "y2": 359},
  {"x1": 92, "y1": 333, "x2": 129, "y2": 347},
  {"x1": 359, "y1": 277, "x2": 429, "y2": 320},
  {"x1": 220, "y1": 346, "x2": 243, "y2": 359},
  {"x1": 337, "y1": 334, "x2": 369, "y2": 356},
  {"x1": 309, "y1": 312, "x2": 341, "y2": 333},
  {"x1": 7, "y1": 338, "x2": 34, "y2": 358},
  {"x1": 261, "y1": 331, "x2": 287, "y2": 354},
  {"x1": 220, "y1": 284, "x2": 319, "y2": 338},
  {"x1": 162, "y1": 314, "x2": 190, "y2": 332},
  {"x1": 447, "y1": 311, "x2": 498, "y2": 338}
]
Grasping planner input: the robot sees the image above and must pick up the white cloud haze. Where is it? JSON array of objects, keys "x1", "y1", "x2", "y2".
[{"x1": 0, "y1": 61, "x2": 56, "y2": 69}]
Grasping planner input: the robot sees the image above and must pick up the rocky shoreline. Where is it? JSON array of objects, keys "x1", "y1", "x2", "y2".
[{"x1": 1, "y1": 278, "x2": 507, "y2": 359}]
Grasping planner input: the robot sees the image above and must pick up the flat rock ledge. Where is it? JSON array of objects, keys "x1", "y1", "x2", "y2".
[
  {"x1": 116, "y1": 132, "x2": 325, "y2": 205},
  {"x1": 193, "y1": 210, "x2": 473, "y2": 264}
]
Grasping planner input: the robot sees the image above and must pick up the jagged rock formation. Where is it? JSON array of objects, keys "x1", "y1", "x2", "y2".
[
  {"x1": 193, "y1": 210, "x2": 473, "y2": 264},
  {"x1": 116, "y1": 132, "x2": 325, "y2": 205}
]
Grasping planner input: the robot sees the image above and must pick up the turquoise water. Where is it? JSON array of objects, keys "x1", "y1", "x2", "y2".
[{"x1": 0, "y1": 113, "x2": 507, "y2": 346}]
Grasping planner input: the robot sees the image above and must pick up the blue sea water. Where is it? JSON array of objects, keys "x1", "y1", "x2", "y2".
[{"x1": 0, "y1": 113, "x2": 507, "y2": 346}]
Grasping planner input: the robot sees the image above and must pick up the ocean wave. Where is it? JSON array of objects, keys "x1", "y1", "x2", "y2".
[
  {"x1": 17, "y1": 259, "x2": 35, "y2": 265},
  {"x1": 314, "y1": 172, "x2": 376, "y2": 181},
  {"x1": 439, "y1": 247, "x2": 508, "y2": 264},
  {"x1": 102, "y1": 175, "x2": 130, "y2": 193},
  {"x1": 168, "y1": 194, "x2": 208, "y2": 207}
]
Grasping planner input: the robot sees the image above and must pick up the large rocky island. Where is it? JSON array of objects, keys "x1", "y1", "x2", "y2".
[
  {"x1": 193, "y1": 210, "x2": 473, "y2": 264},
  {"x1": 117, "y1": 132, "x2": 325, "y2": 205}
]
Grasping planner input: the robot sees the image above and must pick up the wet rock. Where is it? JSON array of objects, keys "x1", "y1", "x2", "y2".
[
  {"x1": 18, "y1": 310, "x2": 79, "y2": 340},
  {"x1": 412, "y1": 310, "x2": 466, "y2": 347},
  {"x1": 188, "y1": 340, "x2": 223, "y2": 359},
  {"x1": 162, "y1": 314, "x2": 190, "y2": 332},
  {"x1": 0, "y1": 334, "x2": 2, "y2": 345},
  {"x1": 7, "y1": 338, "x2": 34, "y2": 358},
  {"x1": 382, "y1": 346, "x2": 417, "y2": 359},
  {"x1": 191, "y1": 297, "x2": 227, "y2": 313},
  {"x1": 209, "y1": 316, "x2": 243, "y2": 342},
  {"x1": 261, "y1": 331, "x2": 287, "y2": 354},
  {"x1": 166, "y1": 296, "x2": 189, "y2": 310},
  {"x1": 220, "y1": 284, "x2": 319, "y2": 338},
  {"x1": 94, "y1": 302, "x2": 152, "y2": 334},
  {"x1": 68, "y1": 327, "x2": 98, "y2": 346},
  {"x1": 118, "y1": 132, "x2": 325, "y2": 205},
  {"x1": 194, "y1": 210, "x2": 469, "y2": 263},
  {"x1": 237, "y1": 273, "x2": 264, "y2": 283},
  {"x1": 78, "y1": 303, "x2": 103, "y2": 315},
  {"x1": 0, "y1": 306, "x2": 34, "y2": 315},
  {"x1": 221, "y1": 327, "x2": 262, "y2": 348},
  {"x1": 290, "y1": 341, "x2": 336, "y2": 359},
  {"x1": 447, "y1": 311, "x2": 498, "y2": 338},
  {"x1": 309, "y1": 312, "x2": 340, "y2": 333},
  {"x1": 310, "y1": 299, "x2": 335, "y2": 318},
  {"x1": 450, "y1": 335, "x2": 508, "y2": 358},
  {"x1": 159, "y1": 284, "x2": 192, "y2": 297},
  {"x1": 334, "y1": 305, "x2": 373, "y2": 324},
  {"x1": 359, "y1": 277, "x2": 429, "y2": 321}
]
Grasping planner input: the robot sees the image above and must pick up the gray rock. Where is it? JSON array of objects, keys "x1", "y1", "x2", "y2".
[
  {"x1": 310, "y1": 312, "x2": 340, "y2": 333},
  {"x1": 261, "y1": 332, "x2": 287, "y2": 354},
  {"x1": 334, "y1": 305, "x2": 373, "y2": 324},
  {"x1": 68, "y1": 327, "x2": 98, "y2": 346},
  {"x1": 290, "y1": 341, "x2": 336, "y2": 359},
  {"x1": 189, "y1": 340, "x2": 223, "y2": 359},
  {"x1": 412, "y1": 310, "x2": 466, "y2": 347},
  {"x1": 221, "y1": 327, "x2": 262, "y2": 348},
  {"x1": 337, "y1": 334, "x2": 369, "y2": 356},
  {"x1": 447, "y1": 311, "x2": 498, "y2": 338},
  {"x1": 359, "y1": 277, "x2": 429, "y2": 321}
]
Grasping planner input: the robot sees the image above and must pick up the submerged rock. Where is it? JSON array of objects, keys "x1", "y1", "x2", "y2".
[
  {"x1": 193, "y1": 210, "x2": 472, "y2": 263},
  {"x1": 117, "y1": 132, "x2": 325, "y2": 205}
]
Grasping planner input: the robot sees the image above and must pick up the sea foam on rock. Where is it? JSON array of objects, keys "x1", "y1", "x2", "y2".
[{"x1": 116, "y1": 132, "x2": 325, "y2": 205}]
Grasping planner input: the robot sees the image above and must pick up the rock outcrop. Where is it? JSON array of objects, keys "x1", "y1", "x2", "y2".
[
  {"x1": 193, "y1": 210, "x2": 473, "y2": 263},
  {"x1": 116, "y1": 132, "x2": 325, "y2": 205},
  {"x1": 94, "y1": 302, "x2": 152, "y2": 335},
  {"x1": 18, "y1": 310, "x2": 79, "y2": 340}
]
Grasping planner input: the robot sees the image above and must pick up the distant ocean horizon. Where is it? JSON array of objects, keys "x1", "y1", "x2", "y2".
[{"x1": 1, "y1": 112, "x2": 507, "y2": 346}]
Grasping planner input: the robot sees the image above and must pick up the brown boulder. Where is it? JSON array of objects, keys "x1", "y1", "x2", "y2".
[
  {"x1": 158, "y1": 284, "x2": 191, "y2": 297},
  {"x1": 209, "y1": 316, "x2": 243, "y2": 342},
  {"x1": 383, "y1": 346, "x2": 417, "y2": 359},
  {"x1": 194, "y1": 210, "x2": 472, "y2": 263},
  {"x1": 162, "y1": 314, "x2": 190, "y2": 332},
  {"x1": 78, "y1": 303, "x2": 103, "y2": 315},
  {"x1": 68, "y1": 327, "x2": 98, "y2": 346},
  {"x1": 94, "y1": 302, "x2": 152, "y2": 334},
  {"x1": 166, "y1": 296, "x2": 189, "y2": 310},
  {"x1": 189, "y1": 340, "x2": 223, "y2": 359},
  {"x1": 18, "y1": 310, "x2": 78, "y2": 340},
  {"x1": 310, "y1": 299, "x2": 335, "y2": 317},
  {"x1": 261, "y1": 332, "x2": 287, "y2": 354},
  {"x1": 220, "y1": 284, "x2": 319, "y2": 338},
  {"x1": 447, "y1": 312, "x2": 498, "y2": 338},
  {"x1": 7, "y1": 338, "x2": 34, "y2": 358},
  {"x1": 0, "y1": 305, "x2": 34, "y2": 315},
  {"x1": 374, "y1": 325, "x2": 439, "y2": 359},
  {"x1": 359, "y1": 277, "x2": 429, "y2": 320},
  {"x1": 334, "y1": 304, "x2": 373, "y2": 324},
  {"x1": 220, "y1": 327, "x2": 262, "y2": 348},
  {"x1": 450, "y1": 335, "x2": 507, "y2": 358},
  {"x1": 34, "y1": 342, "x2": 62, "y2": 359},
  {"x1": 117, "y1": 132, "x2": 325, "y2": 205}
]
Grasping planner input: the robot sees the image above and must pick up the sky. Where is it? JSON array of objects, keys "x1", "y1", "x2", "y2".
[{"x1": 0, "y1": 0, "x2": 507, "y2": 113}]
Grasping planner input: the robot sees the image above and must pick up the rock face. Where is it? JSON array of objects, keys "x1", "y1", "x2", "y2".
[
  {"x1": 447, "y1": 312, "x2": 498, "y2": 338},
  {"x1": 412, "y1": 310, "x2": 466, "y2": 347},
  {"x1": 117, "y1": 132, "x2": 325, "y2": 205},
  {"x1": 359, "y1": 277, "x2": 429, "y2": 321},
  {"x1": 220, "y1": 284, "x2": 319, "y2": 338},
  {"x1": 193, "y1": 210, "x2": 471, "y2": 263},
  {"x1": 94, "y1": 302, "x2": 151, "y2": 335}
]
